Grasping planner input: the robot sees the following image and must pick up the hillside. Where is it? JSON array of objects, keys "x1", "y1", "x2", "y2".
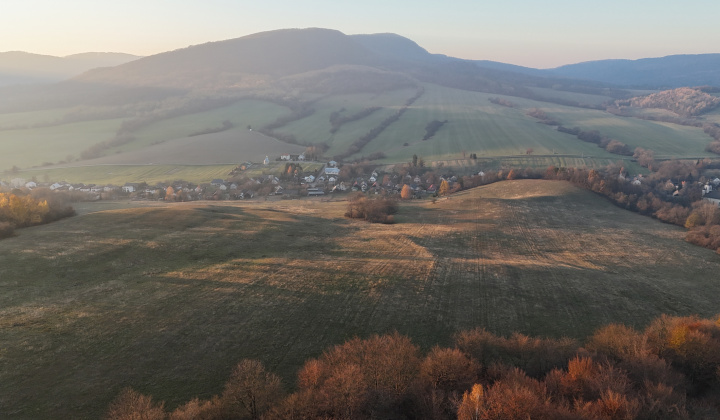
[
  {"x1": 548, "y1": 53, "x2": 720, "y2": 88},
  {"x1": 1, "y1": 28, "x2": 719, "y2": 178},
  {"x1": 2, "y1": 180, "x2": 720, "y2": 418},
  {"x1": 0, "y1": 51, "x2": 140, "y2": 86}
]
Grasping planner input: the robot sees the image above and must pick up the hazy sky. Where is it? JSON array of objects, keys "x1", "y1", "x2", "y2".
[{"x1": 2, "y1": 0, "x2": 719, "y2": 68}]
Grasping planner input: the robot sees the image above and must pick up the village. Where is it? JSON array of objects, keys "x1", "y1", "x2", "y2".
[{"x1": 0, "y1": 153, "x2": 468, "y2": 202}]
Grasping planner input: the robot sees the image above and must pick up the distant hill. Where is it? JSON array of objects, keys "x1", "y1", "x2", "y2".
[
  {"x1": 547, "y1": 54, "x2": 720, "y2": 88},
  {"x1": 0, "y1": 51, "x2": 140, "y2": 86}
]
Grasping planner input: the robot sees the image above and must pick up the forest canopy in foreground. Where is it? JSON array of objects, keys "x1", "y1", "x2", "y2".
[{"x1": 108, "y1": 313, "x2": 720, "y2": 419}]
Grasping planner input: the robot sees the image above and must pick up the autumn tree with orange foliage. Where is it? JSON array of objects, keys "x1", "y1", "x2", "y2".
[{"x1": 400, "y1": 184, "x2": 413, "y2": 199}]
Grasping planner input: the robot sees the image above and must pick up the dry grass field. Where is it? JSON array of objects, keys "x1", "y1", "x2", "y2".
[{"x1": 1, "y1": 180, "x2": 719, "y2": 418}]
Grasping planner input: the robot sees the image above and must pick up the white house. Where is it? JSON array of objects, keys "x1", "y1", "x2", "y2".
[
  {"x1": 122, "y1": 183, "x2": 137, "y2": 193},
  {"x1": 703, "y1": 190, "x2": 720, "y2": 206},
  {"x1": 10, "y1": 178, "x2": 25, "y2": 188},
  {"x1": 298, "y1": 153, "x2": 305, "y2": 161},
  {"x1": 325, "y1": 167, "x2": 340, "y2": 176},
  {"x1": 25, "y1": 181, "x2": 37, "y2": 189},
  {"x1": 280, "y1": 154, "x2": 291, "y2": 161},
  {"x1": 328, "y1": 160, "x2": 338, "y2": 167}
]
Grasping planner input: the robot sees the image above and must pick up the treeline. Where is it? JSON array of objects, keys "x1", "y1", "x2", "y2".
[
  {"x1": 0, "y1": 189, "x2": 75, "y2": 238},
  {"x1": 423, "y1": 120, "x2": 448, "y2": 141},
  {"x1": 334, "y1": 87, "x2": 424, "y2": 161},
  {"x1": 524, "y1": 108, "x2": 632, "y2": 156},
  {"x1": 256, "y1": 100, "x2": 317, "y2": 145},
  {"x1": 106, "y1": 313, "x2": 720, "y2": 419},
  {"x1": 556, "y1": 126, "x2": 632, "y2": 156},
  {"x1": 189, "y1": 120, "x2": 233, "y2": 137},
  {"x1": 329, "y1": 107, "x2": 381, "y2": 134}
]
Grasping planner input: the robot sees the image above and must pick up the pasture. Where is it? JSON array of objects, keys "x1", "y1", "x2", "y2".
[
  {"x1": 2, "y1": 180, "x2": 719, "y2": 418},
  {"x1": 0, "y1": 118, "x2": 123, "y2": 171},
  {"x1": 351, "y1": 85, "x2": 623, "y2": 162},
  {"x1": 541, "y1": 105, "x2": 714, "y2": 158}
]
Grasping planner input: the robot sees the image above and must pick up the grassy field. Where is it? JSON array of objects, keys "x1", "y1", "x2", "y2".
[
  {"x1": 270, "y1": 89, "x2": 416, "y2": 155},
  {"x1": 541, "y1": 105, "x2": 714, "y2": 158},
  {"x1": 0, "y1": 118, "x2": 123, "y2": 171},
  {"x1": 355, "y1": 85, "x2": 623, "y2": 162},
  {"x1": 0, "y1": 107, "x2": 71, "y2": 130},
  {"x1": 2, "y1": 180, "x2": 720, "y2": 418},
  {"x1": 528, "y1": 87, "x2": 615, "y2": 106},
  {"x1": 108, "y1": 99, "x2": 292, "y2": 154},
  {"x1": 2, "y1": 83, "x2": 711, "y2": 178}
]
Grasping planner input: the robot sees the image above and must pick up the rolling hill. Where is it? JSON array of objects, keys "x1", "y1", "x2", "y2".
[
  {"x1": 2, "y1": 180, "x2": 720, "y2": 418},
  {"x1": 547, "y1": 53, "x2": 720, "y2": 88},
  {"x1": 1, "y1": 28, "x2": 719, "y2": 179},
  {"x1": 0, "y1": 51, "x2": 140, "y2": 86}
]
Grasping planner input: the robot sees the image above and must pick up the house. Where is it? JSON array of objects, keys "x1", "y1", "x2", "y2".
[
  {"x1": 325, "y1": 167, "x2": 340, "y2": 176},
  {"x1": 211, "y1": 179, "x2": 225, "y2": 186},
  {"x1": 328, "y1": 160, "x2": 338, "y2": 167},
  {"x1": 304, "y1": 175, "x2": 315, "y2": 183},
  {"x1": 10, "y1": 178, "x2": 25, "y2": 188},
  {"x1": 50, "y1": 182, "x2": 64, "y2": 190},
  {"x1": 298, "y1": 153, "x2": 305, "y2": 161},
  {"x1": 263, "y1": 156, "x2": 270, "y2": 165},
  {"x1": 713, "y1": 177, "x2": 720, "y2": 187},
  {"x1": 25, "y1": 181, "x2": 37, "y2": 189},
  {"x1": 280, "y1": 154, "x2": 291, "y2": 161},
  {"x1": 122, "y1": 183, "x2": 139, "y2": 193},
  {"x1": 703, "y1": 190, "x2": 720, "y2": 206},
  {"x1": 307, "y1": 188, "x2": 324, "y2": 196}
]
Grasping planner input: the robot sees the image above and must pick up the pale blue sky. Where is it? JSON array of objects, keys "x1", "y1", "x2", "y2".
[{"x1": 2, "y1": 0, "x2": 718, "y2": 68}]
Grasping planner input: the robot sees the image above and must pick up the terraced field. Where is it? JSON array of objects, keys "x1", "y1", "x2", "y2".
[{"x1": 2, "y1": 180, "x2": 719, "y2": 418}]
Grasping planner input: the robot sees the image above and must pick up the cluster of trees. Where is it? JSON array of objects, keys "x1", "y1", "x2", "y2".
[
  {"x1": 329, "y1": 107, "x2": 381, "y2": 134},
  {"x1": 423, "y1": 120, "x2": 448, "y2": 141},
  {"x1": 0, "y1": 189, "x2": 75, "y2": 238},
  {"x1": 106, "y1": 314, "x2": 720, "y2": 419},
  {"x1": 344, "y1": 194, "x2": 397, "y2": 224},
  {"x1": 334, "y1": 87, "x2": 425, "y2": 161},
  {"x1": 525, "y1": 108, "x2": 560, "y2": 126},
  {"x1": 615, "y1": 87, "x2": 720, "y2": 117},
  {"x1": 488, "y1": 97, "x2": 515, "y2": 108}
]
